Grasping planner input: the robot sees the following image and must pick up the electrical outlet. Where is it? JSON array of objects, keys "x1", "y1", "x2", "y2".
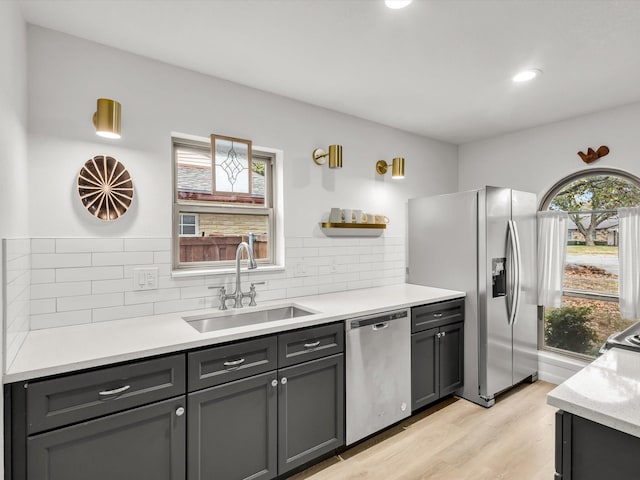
[{"x1": 133, "y1": 267, "x2": 159, "y2": 291}]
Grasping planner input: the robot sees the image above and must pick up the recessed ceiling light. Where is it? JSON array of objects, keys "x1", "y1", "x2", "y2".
[
  {"x1": 513, "y1": 69, "x2": 542, "y2": 83},
  {"x1": 385, "y1": 0, "x2": 413, "y2": 9}
]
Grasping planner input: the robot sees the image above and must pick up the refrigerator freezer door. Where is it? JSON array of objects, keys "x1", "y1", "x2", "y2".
[
  {"x1": 511, "y1": 190, "x2": 538, "y2": 384},
  {"x1": 481, "y1": 187, "x2": 513, "y2": 399}
]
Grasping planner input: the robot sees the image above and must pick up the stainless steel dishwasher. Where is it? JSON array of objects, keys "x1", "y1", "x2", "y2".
[{"x1": 345, "y1": 308, "x2": 411, "y2": 445}]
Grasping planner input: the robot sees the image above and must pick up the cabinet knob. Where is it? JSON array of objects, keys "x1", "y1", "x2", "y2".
[
  {"x1": 175, "y1": 407, "x2": 185, "y2": 417},
  {"x1": 271, "y1": 379, "x2": 278, "y2": 387},
  {"x1": 281, "y1": 377, "x2": 287, "y2": 385}
]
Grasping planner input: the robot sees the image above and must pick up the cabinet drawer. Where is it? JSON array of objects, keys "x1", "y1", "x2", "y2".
[
  {"x1": 27, "y1": 354, "x2": 186, "y2": 435},
  {"x1": 278, "y1": 323, "x2": 344, "y2": 368},
  {"x1": 412, "y1": 298, "x2": 464, "y2": 333},
  {"x1": 188, "y1": 336, "x2": 277, "y2": 392}
]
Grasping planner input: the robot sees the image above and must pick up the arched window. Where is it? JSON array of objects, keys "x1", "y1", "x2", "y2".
[{"x1": 540, "y1": 168, "x2": 640, "y2": 357}]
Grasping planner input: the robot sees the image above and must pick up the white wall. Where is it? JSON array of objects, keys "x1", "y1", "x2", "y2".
[
  {"x1": 21, "y1": 26, "x2": 459, "y2": 330},
  {"x1": 458, "y1": 101, "x2": 640, "y2": 198},
  {"x1": 459, "y1": 101, "x2": 640, "y2": 383},
  {"x1": 27, "y1": 26, "x2": 458, "y2": 240},
  {"x1": 0, "y1": 0, "x2": 29, "y2": 474}
]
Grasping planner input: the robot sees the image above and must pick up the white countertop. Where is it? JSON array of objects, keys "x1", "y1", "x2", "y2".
[
  {"x1": 4, "y1": 283, "x2": 464, "y2": 384},
  {"x1": 547, "y1": 347, "x2": 640, "y2": 438}
]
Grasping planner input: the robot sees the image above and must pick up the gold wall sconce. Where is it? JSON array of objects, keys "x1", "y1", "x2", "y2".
[
  {"x1": 93, "y1": 98, "x2": 121, "y2": 139},
  {"x1": 312, "y1": 145, "x2": 343, "y2": 169},
  {"x1": 376, "y1": 157, "x2": 405, "y2": 179}
]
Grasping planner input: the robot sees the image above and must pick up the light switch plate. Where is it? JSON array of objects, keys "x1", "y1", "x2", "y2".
[{"x1": 133, "y1": 267, "x2": 159, "y2": 291}]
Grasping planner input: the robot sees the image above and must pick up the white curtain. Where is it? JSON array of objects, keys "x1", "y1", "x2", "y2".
[
  {"x1": 537, "y1": 211, "x2": 569, "y2": 307},
  {"x1": 618, "y1": 206, "x2": 640, "y2": 319}
]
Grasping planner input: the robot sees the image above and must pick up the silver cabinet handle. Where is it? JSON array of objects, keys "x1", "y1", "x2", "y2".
[
  {"x1": 441, "y1": 331, "x2": 447, "y2": 337},
  {"x1": 304, "y1": 341, "x2": 321, "y2": 349},
  {"x1": 281, "y1": 377, "x2": 287, "y2": 385},
  {"x1": 433, "y1": 313, "x2": 443, "y2": 318},
  {"x1": 271, "y1": 379, "x2": 278, "y2": 387},
  {"x1": 175, "y1": 407, "x2": 185, "y2": 417},
  {"x1": 223, "y1": 358, "x2": 246, "y2": 368},
  {"x1": 372, "y1": 322, "x2": 389, "y2": 331},
  {"x1": 98, "y1": 385, "x2": 131, "y2": 396}
]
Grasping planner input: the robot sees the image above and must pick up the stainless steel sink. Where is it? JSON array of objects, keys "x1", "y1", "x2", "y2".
[{"x1": 183, "y1": 305, "x2": 315, "y2": 333}]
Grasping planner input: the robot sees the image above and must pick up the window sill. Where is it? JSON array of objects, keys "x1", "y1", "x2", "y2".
[{"x1": 171, "y1": 264, "x2": 285, "y2": 278}]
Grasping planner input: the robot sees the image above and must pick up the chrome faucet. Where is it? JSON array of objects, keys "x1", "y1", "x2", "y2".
[{"x1": 212, "y1": 235, "x2": 258, "y2": 310}]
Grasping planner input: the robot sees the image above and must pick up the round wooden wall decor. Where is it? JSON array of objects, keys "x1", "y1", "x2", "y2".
[{"x1": 77, "y1": 155, "x2": 134, "y2": 221}]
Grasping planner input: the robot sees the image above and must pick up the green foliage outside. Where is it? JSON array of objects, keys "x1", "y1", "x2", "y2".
[
  {"x1": 544, "y1": 306, "x2": 599, "y2": 355},
  {"x1": 252, "y1": 162, "x2": 265, "y2": 176},
  {"x1": 549, "y1": 175, "x2": 640, "y2": 246}
]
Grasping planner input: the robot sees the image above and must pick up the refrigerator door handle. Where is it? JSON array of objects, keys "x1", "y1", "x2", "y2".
[
  {"x1": 506, "y1": 220, "x2": 520, "y2": 326},
  {"x1": 511, "y1": 220, "x2": 523, "y2": 325}
]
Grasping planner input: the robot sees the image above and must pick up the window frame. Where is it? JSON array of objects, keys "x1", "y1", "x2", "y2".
[
  {"x1": 538, "y1": 167, "x2": 640, "y2": 359},
  {"x1": 178, "y1": 213, "x2": 199, "y2": 237},
  {"x1": 171, "y1": 133, "x2": 284, "y2": 275}
]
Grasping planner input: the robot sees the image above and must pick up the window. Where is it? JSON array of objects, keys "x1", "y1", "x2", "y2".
[
  {"x1": 540, "y1": 168, "x2": 640, "y2": 358},
  {"x1": 172, "y1": 136, "x2": 279, "y2": 271},
  {"x1": 179, "y1": 214, "x2": 199, "y2": 236}
]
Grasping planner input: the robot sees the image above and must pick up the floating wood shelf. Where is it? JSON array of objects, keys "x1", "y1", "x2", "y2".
[{"x1": 320, "y1": 222, "x2": 386, "y2": 237}]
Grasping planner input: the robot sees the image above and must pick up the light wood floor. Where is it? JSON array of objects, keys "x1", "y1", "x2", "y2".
[{"x1": 292, "y1": 381, "x2": 557, "y2": 480}]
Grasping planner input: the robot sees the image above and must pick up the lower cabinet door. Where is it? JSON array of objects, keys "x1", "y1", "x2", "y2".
[
  {"x1": 27, "y1": 396, "x2": 186, "y2": 480},
  {"x1": 439, "y1": 322, "x2": 464, "y2": 397},
  {"x1": 411, "y1": 328, "x2": 439, "y2": 410},
  {"x1": 187, "y1": 371, "x2": 278, "y2": 480},
  {"x1": 278, "y1": 354, "x2": 344, "y2": 475}
]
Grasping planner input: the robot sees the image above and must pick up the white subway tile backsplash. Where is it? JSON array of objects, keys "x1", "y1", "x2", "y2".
[
  {"x1": 125, "y1": 238, "x2": 171, "y2": 252},
  {"x1": 9, "y1": 235, "x2": 406, "y2": 331},
  {"x1": 56, "y1": 238, "x2": 124, "y2": 253},
  {"x1": 30, "y1": 298, "x2": 56, "y2": 315},
  {"x1": 57, "y1": 293, "x2": 124, "y2": 312},
  {"x1": 92, "y1": 278, "x2": 133, "y2": 294},
  {"x1": 31, "y1": 281, "x2": 91, "y2": 300},
  {"x1": 31, "y1": 310, "x2": 93, "y2": 329},
  {"x1": 31, "y1": 269, "x2": 55, "y2": 284},
  {"x1": 154, "y1": 297, "x2": 208, "y2": 315},
  {"x1": 31, "y1": 238, "x2": 55, "y2": 254},
  {"x1": 56, "y1": 266, "x2": 124, "y2": 282},
  {"x1": 286, "y1": 285, "x2": 319, "y2": 298},
  {"x1": 153, "y1": 251, "x2": 171, "y2": 264},
  {"x1": 32, "y1": 253, "x2": 92, "y2": 269},
  {"x1": 93, "y1": 304, "x2": 154, "y2": 323},
  {"x1": 93, "y1": 252, "x2": 154, "y2": 266},
  {"x1": 125, "y1": 288, "x2": 180, "y2": 305}
]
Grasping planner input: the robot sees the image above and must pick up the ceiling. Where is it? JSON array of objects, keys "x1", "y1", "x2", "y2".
[{"x1": 19, "y1": 0, "x2": 640, "y2": 144}]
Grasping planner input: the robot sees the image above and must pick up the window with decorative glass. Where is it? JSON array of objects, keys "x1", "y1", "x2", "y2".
[
  {"x1": 172, "y1": 137, "x2": 274, "y2": 270},
  {"x1": 541, "y1": 169, "x2": 640, "y2": 358}
]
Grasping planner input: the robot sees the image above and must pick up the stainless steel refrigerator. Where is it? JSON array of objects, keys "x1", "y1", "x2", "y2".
[{"x1": 408, "y1": 186, "x2": 538, "y2": 407}]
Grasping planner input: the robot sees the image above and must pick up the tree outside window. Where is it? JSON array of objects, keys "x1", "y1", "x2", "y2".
[{"x1": 542, "y1": 170, "x2": 640, "y2": 357}]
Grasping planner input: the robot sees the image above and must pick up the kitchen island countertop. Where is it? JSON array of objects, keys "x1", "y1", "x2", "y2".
[
  {"x1": 547, "y1": 347, "x2": 640, "y2": 438},
  {"x1": 4, "y1": 283, "x2": 464, "y2": 384}
]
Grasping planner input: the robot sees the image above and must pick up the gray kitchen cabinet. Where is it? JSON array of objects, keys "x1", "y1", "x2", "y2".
[
  {"x1": 555, "y1": 410, "x2": 640, "y2": 479},
  {"x1": 277, "y1": 354, "x2": 344, "y2": 475},
  {"x1": 27, "y1": 396, "x2": 186, "y2": 480},
  {"x1": 187, "y1": 323, "x2": 344, "y2": 480},
  {"x1": 6, "y1": 354, "x2": 188, "y2": 480},
  {"x1": 411, "y1": 299, "x2": 464, "y2": 411},
  {"x1": 188, "y1": 371, "x2": 278, "y2": 480}
]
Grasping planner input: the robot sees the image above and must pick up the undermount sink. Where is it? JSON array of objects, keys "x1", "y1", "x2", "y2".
[{"x1": 183, "y1": 305, "x2": 316, "y2": 333}]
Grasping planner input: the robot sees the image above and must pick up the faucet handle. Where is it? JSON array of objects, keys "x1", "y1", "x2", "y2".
[
  {"x1": 248, "y1": 282, "x2": 264, "y2": 307},
  {"x1": 210, "y1": 286, "x2": 228, "y2": 310}
]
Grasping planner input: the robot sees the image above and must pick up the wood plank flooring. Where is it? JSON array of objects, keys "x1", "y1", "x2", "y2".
[{"x1": 292, "y1": 381, "x2": 557, "y2": 480}]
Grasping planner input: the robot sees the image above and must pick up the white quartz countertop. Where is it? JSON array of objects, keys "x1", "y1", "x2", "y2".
[
  {"x1": 4, "y1": 283, "x2": 464, "y2": 384},
  {"x1": 547, "y1": 347, "x2": 640, "y2": 438}
]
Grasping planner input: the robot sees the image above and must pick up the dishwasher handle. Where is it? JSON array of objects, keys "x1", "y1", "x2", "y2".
[{"x1": 372, "y1": 322, "x2": 389, "y2": 331}]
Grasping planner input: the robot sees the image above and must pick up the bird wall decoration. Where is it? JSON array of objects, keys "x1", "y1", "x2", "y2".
[{"x1": 578, "y1": 145, "x2": 609, "y2": 164}]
